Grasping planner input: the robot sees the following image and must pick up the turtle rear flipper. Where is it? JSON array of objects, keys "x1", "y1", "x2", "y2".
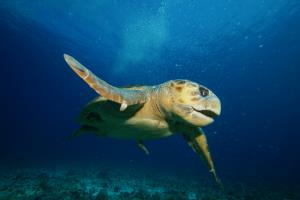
[
  {"x1": 63, "y1": 54, "x2": 148, "y2": 111},
  {"x1": 136, "y1": 140, "x2": 150, "y2": 155},
  {"x1": 65, "y1": 125, "x2": 99, "y2": 140}
]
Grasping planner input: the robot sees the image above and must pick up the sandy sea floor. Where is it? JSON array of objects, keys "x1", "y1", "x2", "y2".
[{"x1": 0, "y1": 166, "x2": 299, "y2": 200}]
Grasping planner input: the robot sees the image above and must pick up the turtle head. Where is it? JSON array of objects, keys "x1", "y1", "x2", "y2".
[{"x1": 162, "y1": 80, "x2": 221, "y2": 127}]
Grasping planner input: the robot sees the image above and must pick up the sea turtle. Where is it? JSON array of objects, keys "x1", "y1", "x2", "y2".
[{"x1": 63, "y1": 54, "x2": 222, "y2": 186}]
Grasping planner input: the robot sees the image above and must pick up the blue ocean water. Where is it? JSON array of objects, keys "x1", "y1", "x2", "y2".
[{"x1": 1, "y1": 0, "x2": 300, "y2": 199}]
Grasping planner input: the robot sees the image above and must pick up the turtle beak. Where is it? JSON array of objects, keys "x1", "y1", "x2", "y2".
[
  {"x1": 207, "y1": 95, "x2": 221, "y2": 117},
  {"x1": 192, "y1": 94, "x2": 221, "y2": 119}
]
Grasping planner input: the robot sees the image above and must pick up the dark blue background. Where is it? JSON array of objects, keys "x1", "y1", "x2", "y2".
[{"x1": 1, "y1": 0, "x2": 299, "y2": 186}]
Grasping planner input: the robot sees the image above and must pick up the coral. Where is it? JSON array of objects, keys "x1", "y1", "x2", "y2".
[
  {"x1": 132, "y1": 188, "x2": 151, "y2": 199},
  {"x1": 0, "y1": 185, "x2": 8, "y2": 191},
  {"x1": 151, "y1": 192, "x2": 161, "y2": 200},
  {"x1": 0, "y1": 168, "x2": 299, "y2": 200},
  {"x1": 113, "y1": 185, "x2": 121, "y2": 193},
  {"x1": 95, "y1": 189, "x2": 109, "y2": 200},
  {"x1": 118, "y1": 191, "x2": 131, "y2": 200},
  {"x1": 163, "y1": 189, "x2": 187, "y2": 200}
]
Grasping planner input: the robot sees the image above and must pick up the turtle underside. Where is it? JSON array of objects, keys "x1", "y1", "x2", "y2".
[{"x1": 76, "y1": 88, "x2": 172, "y2": 140}]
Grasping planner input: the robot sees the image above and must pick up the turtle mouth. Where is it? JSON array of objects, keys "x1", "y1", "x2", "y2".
[{"x1": 192, "y1": 107, "x2": 219, "y2": 118}]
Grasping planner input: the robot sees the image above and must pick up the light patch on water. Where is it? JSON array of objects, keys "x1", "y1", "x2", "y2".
[{"x1": 113, "y1": 2, "x2": 169, "y2": 73}]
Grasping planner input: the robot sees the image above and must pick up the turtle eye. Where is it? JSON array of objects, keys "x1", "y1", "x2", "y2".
[{"x1": 199, "y1": 87, "x2": 209, "y2": 97}]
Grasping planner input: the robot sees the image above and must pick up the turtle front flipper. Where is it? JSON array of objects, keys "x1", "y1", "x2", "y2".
[
  {"x1": 63, "y1": 54, "x2": 148, "y2": 111},
  {"x1": 183, "y1": 128, "x2": 223, "y2": 189}
]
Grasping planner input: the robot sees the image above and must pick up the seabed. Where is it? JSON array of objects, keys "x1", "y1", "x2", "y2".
[{"x1": 0, "y1": 167, "x2": 298, "y2": 200}]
